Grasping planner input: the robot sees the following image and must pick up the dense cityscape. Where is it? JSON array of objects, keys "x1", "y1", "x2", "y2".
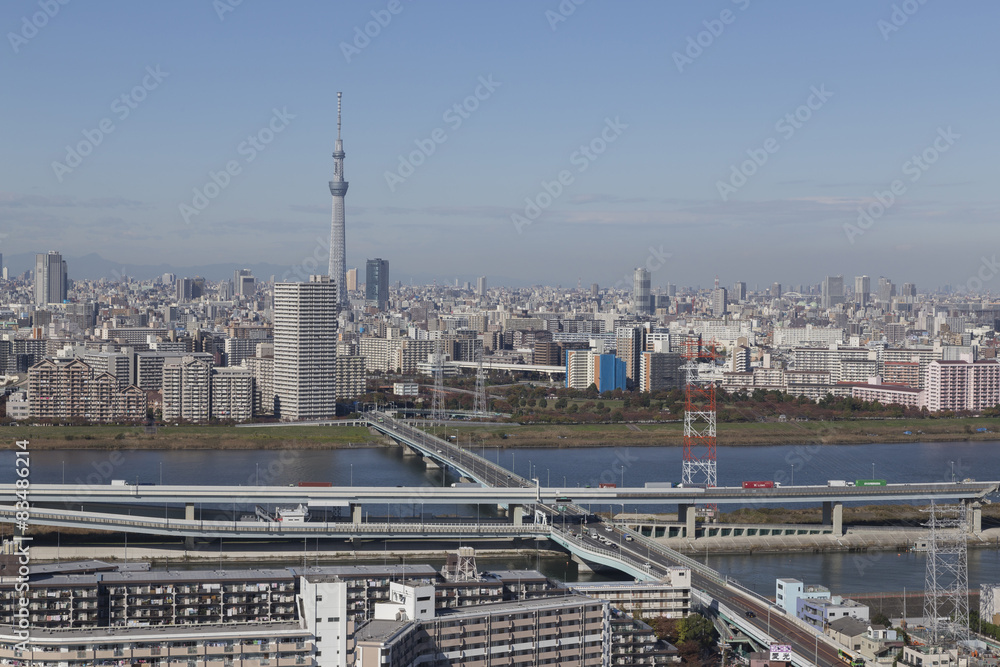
[{"x1": 4, "y1": 2, "x2": 1000, "y2": 667}]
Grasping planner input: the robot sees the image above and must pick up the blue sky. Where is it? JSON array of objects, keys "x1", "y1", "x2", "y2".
[{"x1": 1, "y1": 1, "x2": 997, "y2": 289}]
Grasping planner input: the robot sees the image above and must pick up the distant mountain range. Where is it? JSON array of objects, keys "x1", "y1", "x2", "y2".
[{"x1": 2, "y1": 252, "x2": 526, "y2": 287}]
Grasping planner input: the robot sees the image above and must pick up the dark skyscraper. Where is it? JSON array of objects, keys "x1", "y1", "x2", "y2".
[
  {"x1": 366, "y1": 258, "x2": 389, "y2": 311},
  {"x1": 34, "y1": 251, "x2": 68, "y2": 305}
]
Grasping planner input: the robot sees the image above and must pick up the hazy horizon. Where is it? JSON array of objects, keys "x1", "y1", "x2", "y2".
[{"x1": 3, "y1": 1, "x2": 997, "y2": 291}]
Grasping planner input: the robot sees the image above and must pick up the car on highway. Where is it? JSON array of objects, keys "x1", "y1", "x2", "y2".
[
  {"x1": 624, "y1": 535, "x2": 633, "y2": 541},
  {"x1": 745, "y1": 611, "x2": 756, "y2": 618},
  {"x1": 605, "y1": 525, "x2": 613, "y2": 532}
]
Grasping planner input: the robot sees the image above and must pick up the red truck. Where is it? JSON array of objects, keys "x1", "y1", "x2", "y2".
[
  {"x1": 742, "y1": 481, "x2": 774, "y2": 489},
  {"x1": 598, "y1": 483, "x2": 617, "y2": 488}
]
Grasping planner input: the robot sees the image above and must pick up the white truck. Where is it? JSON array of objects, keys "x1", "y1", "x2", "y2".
[{"x1": 827, "y1": 480, "x2": 848, "y2": 487}]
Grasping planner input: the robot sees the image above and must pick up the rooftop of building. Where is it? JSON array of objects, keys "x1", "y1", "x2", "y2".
[
  {"x1": 430, "y1": 593, "x2": 601, "y2": 620},
  {"x1": 0, "y1": 621, "x2": 309, "y2": 643},
  {"x1": 353, "y1": 619, "x2": 415, "y2": 645},
  {"x1": 299, "y1": 563, "x2": 437, "y2": 583},
  {"x1": 828, "y1": 617, "x2": 870, "y2": 637}
]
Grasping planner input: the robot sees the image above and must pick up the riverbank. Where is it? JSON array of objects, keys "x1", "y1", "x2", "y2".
[{"x1": 5, "y1": 416, "x2": 1000, "y2": 450}]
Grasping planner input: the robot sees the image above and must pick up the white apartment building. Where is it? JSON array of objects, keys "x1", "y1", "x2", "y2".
[
  {"x1": 274, "y1": 276, "x2": 339, "y2": 421},
  {"x1": 161, "y1": 355, "x2": 212, "y2": 422},
  {"x1": 210, "y1": 366, "x2": 253, "y2": 422}
]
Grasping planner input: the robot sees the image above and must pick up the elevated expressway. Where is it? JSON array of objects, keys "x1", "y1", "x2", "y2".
[{"x1": 2, "y1": 412, "x2": 996, "y2": 666}]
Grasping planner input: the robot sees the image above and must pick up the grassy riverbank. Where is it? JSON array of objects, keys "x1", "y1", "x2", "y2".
[
  {"x1": 4, "y1": 416, "x2": 1000, "y2": 450},
  {"x1": 442, "y1": 417, "x2": 1000, "y2": 448},
  {"x1": 0, "y1": 424, "x2": 374, "y2": 450}
]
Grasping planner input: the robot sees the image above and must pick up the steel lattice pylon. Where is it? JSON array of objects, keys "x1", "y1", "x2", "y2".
[
  {"x1": 430, "y1": 337, "x2": 445, "y2": 424},
  {"x1": 982, "y1": 583, "x2": 997, "y2": 625},
  {"x1": 681, "y1": 337, "x2": 717, "y2": 489},
  {"x1": 473, "y1": 348, "x2": 488, "y2": 417},
  {"x1": 923, "y1": 501, "x2": 970, "y2": 645}
]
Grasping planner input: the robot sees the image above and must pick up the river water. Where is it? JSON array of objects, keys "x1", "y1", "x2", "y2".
[{"x1": 2, "y1": 440, "x2": 998, "y2": 591}]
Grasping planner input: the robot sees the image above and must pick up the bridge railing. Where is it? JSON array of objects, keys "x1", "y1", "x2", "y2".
[
  {"x1": 367, "y1": 412, "x2": 535, "y2": 490},
  {"x1": 0, "y1": 505, "x2": 551, "y2": 536},
  {"x1": 549, "y1": 525, "x2": 655, "y2": 578}
]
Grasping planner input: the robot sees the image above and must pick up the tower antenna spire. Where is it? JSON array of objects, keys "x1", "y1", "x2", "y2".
[{"x1": 329, "y1": 92, "x2": 349, "y2": 307}]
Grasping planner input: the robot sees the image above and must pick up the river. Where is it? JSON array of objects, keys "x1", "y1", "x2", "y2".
[{"x1": 2, "y1": 440, "x2": 998, "y2": 591}]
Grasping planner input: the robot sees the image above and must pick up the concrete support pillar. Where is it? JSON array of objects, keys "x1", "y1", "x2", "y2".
[
  {"x1": 511, "y1": 505, "x2": 524, "y2": 526},
  {"x1": 185, "y1": 503, "x2": 195, "y2": 521},
  {"x1": 678, "y1": 504, "x2": 696, "y2": 539},
  {"x1": 831, "y1": 502, "x2": 843, "y2": 537},
  {"x1": 822, "y1": 501, "x2": 832, "y2": 525},
  {"x1": 351, "y1": 503, "x2": 362, "y2": 525},
  {"x1": 571, "y1": 554, "x2": 595, "y2": 572},
  {"x1": 970, "y1": 502, "x2": 982, "y2": 535},
  {"x1": 402, "y1": 444, "x2": 419, "y2": 457},
  {"x1": 497, "y1": 505, "x2": 507, "y2": 518}
]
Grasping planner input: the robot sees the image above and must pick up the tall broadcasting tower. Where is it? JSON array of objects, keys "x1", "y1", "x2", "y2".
[{"x1": 328, "y1": 92, "x2": 349, "y2": 306}]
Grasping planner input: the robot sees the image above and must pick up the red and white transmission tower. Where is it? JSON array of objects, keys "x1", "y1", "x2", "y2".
[{"x1": 681, "y1": 338, "x2": 718, "y2": 488}]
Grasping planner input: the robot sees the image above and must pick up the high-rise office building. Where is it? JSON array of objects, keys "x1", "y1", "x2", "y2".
[
  {"x1": 274, "y1": 275, "x2": 339, "y2": 421},
  {"x1": 877, "y1": 277, "x2": 895, "y2": 304},
  {"x1": 476, "y1": 275, "x2": 487, "y2": 297},
  {"x1": 590, "y1": 283, "x2": 599, "y2": 298},
  {"x1": 770, "y1": 282, "x2": 782, "y2": 298},
  {"x1": 365, "y1": 258, "x2": 389, "y2": 311},
  {"x1": 732, "y1": 281, "x2": 747, "y2": 302},
  {"x1": 901, "y1": 282, "x2": 917, "y2": 298},
  {"x1": 854, "y1": 275, "x2": 870, "y2": 307},
  {"x1": 34, "y1": 251, "x2": 68, "y2": 305},
  {"x1": 821, "y1": 276, "x2": 844, "y2": 309},
  {"x1": 616, "y1": 326, "x2": 645, "y2": 385},
  {"x1": 712, "y1": 287, "x2": 728, "y2": 317},
  {"x1": 328, "y1": 93, "x2": 350, "y2": 308},
  {"x1": 345, "y1": 268, "x2": 358, "y2": 292},
  {"x1": 233, "y1": 269, "x2": 255, "y2": 297},
  {"x1": 632, "y1": 267, "x2": 652, "y2": 315}
]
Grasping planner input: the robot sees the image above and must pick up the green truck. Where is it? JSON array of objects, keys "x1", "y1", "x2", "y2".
[{"x1": 855, "y1": 479, "x2": 886, "y2": 486}]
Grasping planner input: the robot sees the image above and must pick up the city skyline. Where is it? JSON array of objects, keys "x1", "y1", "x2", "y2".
[{"x1": 3, "y1": 2, "x2": 998, "y2": 289}]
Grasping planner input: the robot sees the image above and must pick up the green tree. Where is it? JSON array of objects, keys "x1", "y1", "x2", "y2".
[
  {"x1": 677, "y1": 613, "x2": 715, "y2": 647},
  {"x1": 871, "y1": 611, "x2": 891, "y2": 628},
  {"x1": 538, "y1": 398, "x2": 547, "y2": 409}
]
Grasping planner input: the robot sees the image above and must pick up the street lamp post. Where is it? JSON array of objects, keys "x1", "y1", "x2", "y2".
[
  {"x1": 791, "y1": 463, "x2": 794, "y2": 486},
  {"x1": 872, "y1": 462, "x2": 876, "y2": 480}
]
